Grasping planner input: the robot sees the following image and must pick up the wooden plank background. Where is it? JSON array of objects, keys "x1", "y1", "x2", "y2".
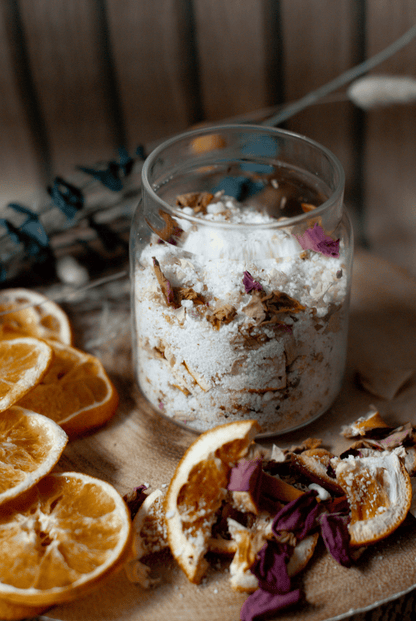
[
  {"x1": 0, "y1": 0, "x2": 415, "y2": 275},
  {"x1": 0, "y1": 2, "x2": 415, "y2": 618}
]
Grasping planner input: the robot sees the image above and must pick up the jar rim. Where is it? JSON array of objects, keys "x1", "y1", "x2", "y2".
[{"x1": 141, "y1": 123, "x2": 345, "y2": 230}]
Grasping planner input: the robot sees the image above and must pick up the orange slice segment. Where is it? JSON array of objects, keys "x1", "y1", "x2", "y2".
[
  {"x1": 0, "y1": 288, "x2": 73, "y2": 345},
  {"x1": 0, "y1": 337, "x2": 53, "y2": 413},
  {"x1": 335, "y1": 451, "x2": 412, "y2": 546},
  {"x1": 0, "y1": 406, "x2": 67, "y2": 506},
  {"x1": 0, "y1": 472, "x2": 132, "y2": 607},
  {"x1": 0, "y1": 598, "x2": 50, "y2": 620},
  {"x1": 165, "y1": 419, "x2": 261, "y2": 584},
  {"x1": 17, "y1": 340, "x2": 119, "y2": 437}
]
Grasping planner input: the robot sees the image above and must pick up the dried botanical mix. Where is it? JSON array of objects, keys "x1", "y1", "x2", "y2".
[
  {"x1": 126, "y1": 413, "x2": 416, "y2": 621},
  {"x1": 134, "y1": 193, "x2": 348, "y2": 434}
]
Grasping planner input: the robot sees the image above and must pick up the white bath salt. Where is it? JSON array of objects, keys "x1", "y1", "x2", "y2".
[{"x1": 134, "y1": 196, "x2": 348, "y2": 434}]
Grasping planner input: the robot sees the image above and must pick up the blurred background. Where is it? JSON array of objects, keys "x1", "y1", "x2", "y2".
[{"x1": 0, "y1": 0, "x2": 416, "y2": 283}]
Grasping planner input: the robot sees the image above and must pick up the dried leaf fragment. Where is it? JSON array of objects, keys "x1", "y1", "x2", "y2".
[
  {"x1": 301, "y1": 202, "x2": 317, "y2": 213},
  {"x1": 341, "y1": 408, "x2": 392, "y2": 438},
  {"x1": 146, "y1": 210, "x2": 183, "y2": 243},
  {"x1": 206, "y1": 303, "x2": 237, "y2": 329},
  {"x1": 176, "y1": 191, "x2": 214, "y2": 214},
  {"x1": 176, "y1": 286, "x2": 207, "y2": 306},
  {"x1": 152, "y1": 257, "x2": 179, "y2": 308}
]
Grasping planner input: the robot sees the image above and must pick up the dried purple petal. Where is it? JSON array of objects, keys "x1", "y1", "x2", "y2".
[
  {"x1": 240, "y1": 587, "x2": 301, "y2": 621},
  {"x1": 317, "y1": 238, "x2": 340, "y2": 257},
  {"x1": 326, "y1": 462, "x2": 337, "y2": 478},
  {"x1": 123, "y1": 484, "x2": 148, "y2": 520},
  {"x1": 243, "y1": 271, "x2": 263, "y2": 293},
  {"x1": 250, "y1": 540, "x2": 291, "y2": 594},
  {"x1": 228, "y1": 459, "x2": 263, "y2": 502},
  {"x1": 272, "y1": 490, "x2": 319, "y2": 541},
  {"x1": 295, "y1": 223, "x2": 340, "y2": 258},
  {"x1": 319, "y1": 513, "x2": 353, "y2": 567},
  {"x1": 339, "y1": 447, "x2": 366, "y2": 460}
]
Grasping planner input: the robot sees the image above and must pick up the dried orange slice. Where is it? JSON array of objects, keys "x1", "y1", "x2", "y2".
[
  {"x1": 17, "y1": 340, "x2": 119, "y2": 437},
  {"x1": 0, "y1": 598, "x2": 50, "y2": 620},
  {"x1": 0, "y1": 288, "x2": 73, "y2": 345},
  {"x1": 0, "y1": 471, "x2": 132, "y2": 607},
  {"x1": 125, "y1": 488, "x2": 168, "y2": 588},
  {"x1": 165, "y1": 419, "x2": 261, "y2": 584},
  {"x1": 0, "y1": 406, "x2": 67, "y2": 506},
  {"x1": 335, "y1": 451, "x2": 412, "y2": 546},
  {"x1": 0, "y1": 337, "x2": 53, "y2": 413}
]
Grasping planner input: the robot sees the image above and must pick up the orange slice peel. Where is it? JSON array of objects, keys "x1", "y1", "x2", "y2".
[
  {"x1": 0, "y1": 471, "x2": 132, "y2": 607},
  {"x1": 0, "y1": 288, "x2": 73, "y2": 345},
  {"x1": 335, "y1": 450, "x2": 412, "y2": 546},
  {"x1": 165, "y1": 419, "x2": 261, "y2": 583},
  {"x1": 0, "y1": 337, "x2": 54, "y2": 413},
  {"x1": 17, "y1": 340, "x2": 119, "y2": 437},
  {"x1": 0, "y1": 406, "x2": 68, "y2": 506}
]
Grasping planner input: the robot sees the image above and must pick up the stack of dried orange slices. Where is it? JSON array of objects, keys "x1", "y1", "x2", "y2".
[
  {"x1": 0, "y1": 287, "x2": 119, "y2": 437},
  {"x1": 0, "y1": 288, "x2": 132, "y2": 620},
  {"x1": 126, "y1": 416, "x2": 415, "y2": 621}
]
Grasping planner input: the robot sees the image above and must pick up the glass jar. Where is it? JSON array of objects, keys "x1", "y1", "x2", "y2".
[{"x1": 130, "y1": 124, "x2": 353, "y2": 437}]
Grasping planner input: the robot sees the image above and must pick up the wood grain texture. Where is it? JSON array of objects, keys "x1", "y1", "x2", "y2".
[
  {"x1": 364, "y1": 0, "x2": 416, "y2": 276},
  {"x1": 280, "y1": 0, "x2": 359, "y2": 201},
  {"x1": 106, "y1": 0, "x2": 199, "y2": 148},
  {"x1": 18, "y1": 0, "x2": 118, "y2": 178},
  {"x1": 193, "y1": 0, "x2": 271, "y2": 120},
  {"x1": 0, "y1": 2, "x2": 42, "y2": 202}
]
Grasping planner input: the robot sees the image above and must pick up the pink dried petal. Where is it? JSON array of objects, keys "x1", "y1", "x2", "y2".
[
  {"x1": 243, "y1": 271, "x2": 263, "y2": 293},
  {"x1": 228, "y1": 460, "x2": 282, "y2": 515},
  {"x1": 319, "y1": 513, "x2": 353, "y2": 567},
  {"x1": 272, "y1": 490, "x2": 319, "y2": 541},
  {"x1": 240, "y1": 587, "x2": 301, "y2": 621},
  {"x1": 228, "y1": 459, "x2": 262, "y2": 490},
  {"x1": 251, "y1": 540, "x2": 291, "y2": 594},
  {"x1": 295, "y1": 223, "x2": 340, "y2": 258},
  {"x1": 228, "y1": 459, "x2": 263, "y2": 508},
  {"x1": 123, "y1": 484, "x2": 148, "y2": 520}
]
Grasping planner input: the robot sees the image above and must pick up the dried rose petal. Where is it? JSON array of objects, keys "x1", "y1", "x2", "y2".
[
  {"x1": 228, "y1": 460, "x2": 298, "y2": 515},
  {"x1": 250, "y1": 540, "x2": 291, "y2": 594},
  {"x1": 228, "y1": 459, "x2": 262, "y2": 495},
  {"x1": 295, "y1": 223, "x2": 340, "y2": 258},
  {"x1": 240, "y1": 587, "x2": 301, "y2": 621},
  {"x1": 319, "y1": 513, "x2": 353, "y2": 567},
  {"x1": 378, "y1": 426, "x2": 414, "y2": 449},
  {"x1": 272, "y1": 490, "x2": 319, "y2": 541},
  {"x1": 123, "y1": 484, "x2": 149, "y2": 520},
  {"x1": 243, "y1": 271, "x2": 263, "y2": 293}
]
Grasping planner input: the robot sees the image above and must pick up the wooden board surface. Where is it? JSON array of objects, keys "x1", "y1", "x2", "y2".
[
  {"x1": 32, "y1": 249, "x2": 416, "y2": 621},
  {"x1": 1, "y1": 3, "x2": 416, "y2": 277}
]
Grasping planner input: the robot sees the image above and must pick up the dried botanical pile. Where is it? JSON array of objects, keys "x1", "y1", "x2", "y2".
[
  {"x1": 125, "y1": 412, "x2": 416, "y2": 621},
  {"x1": 0, "y1": 288, "x2": 132, "y2": 620}
]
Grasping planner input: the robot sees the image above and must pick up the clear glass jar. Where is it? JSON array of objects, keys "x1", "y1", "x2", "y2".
[{"x1": 130, "y1": 124, "x2": 353, "y2": 437}]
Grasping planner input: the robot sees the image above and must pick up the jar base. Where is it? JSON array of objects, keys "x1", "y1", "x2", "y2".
[{"x1": 136, "y1": 384, "x2": 341, "y2": 439}]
